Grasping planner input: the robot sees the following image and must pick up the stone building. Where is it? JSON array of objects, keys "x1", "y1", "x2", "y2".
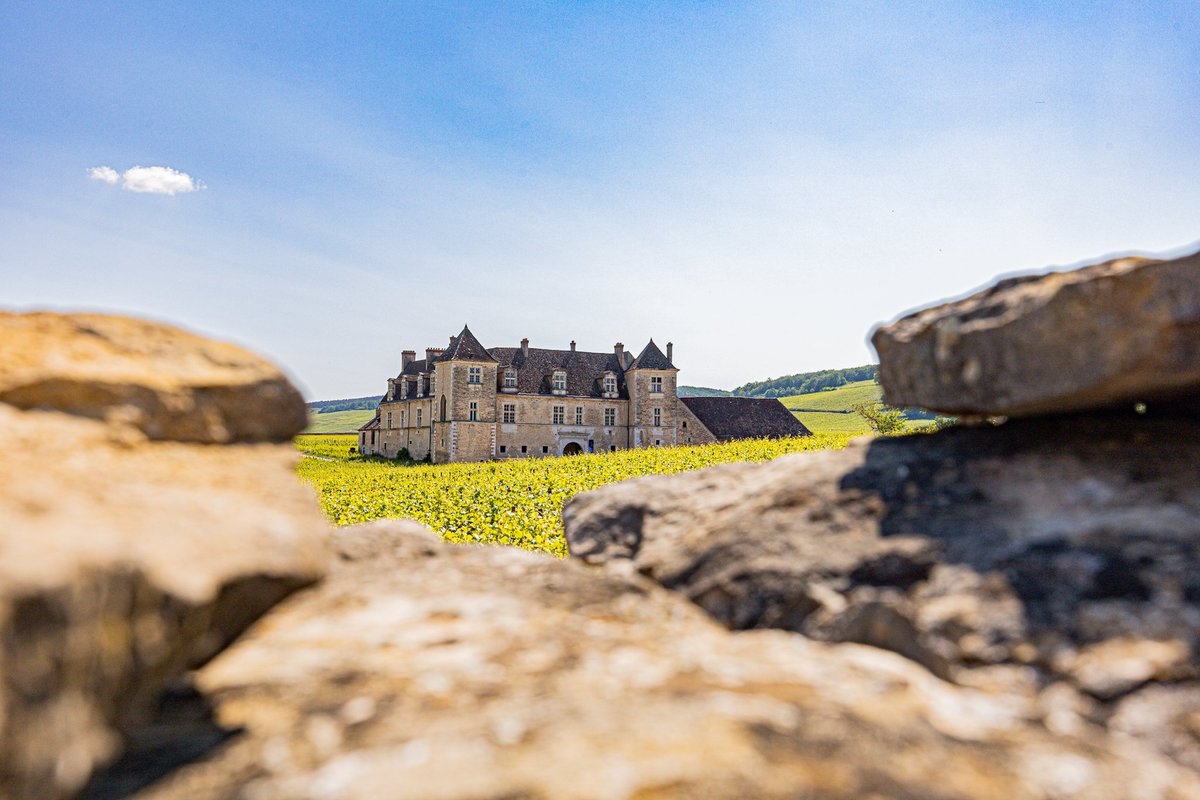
[{"x1": 358, "y1": 325, "x2": 808, "y2": 463}]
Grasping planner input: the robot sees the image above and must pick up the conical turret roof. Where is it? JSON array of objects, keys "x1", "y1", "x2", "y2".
[
  {"x1": 628, "y1": 339, "x2": 676, "y2": 370},
  {"x1": 441, "y1": 325, "x2": 497, "y2": 363}
]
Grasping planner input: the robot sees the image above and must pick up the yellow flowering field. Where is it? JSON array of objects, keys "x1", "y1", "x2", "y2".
[{"x1": 294, "y1": 434, "x2": 851, "y2": 556}]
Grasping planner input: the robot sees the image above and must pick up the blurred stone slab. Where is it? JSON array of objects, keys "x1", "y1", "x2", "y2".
[
  {"x1": 0, "y1": 312, "x2": 308, "y2": 442},
  {"x1": 872, "y1": 250, "x2": 1200, "y2": 417},
  {"x1": 127, "y1": 522, "x2": 1198, "y2": 800},
  {"x1": 0, "y1": 405, "x2": 329, "y2": 800},
  {"x1": 564, "y1": 413, "x2": 1200, "y2": 769}
]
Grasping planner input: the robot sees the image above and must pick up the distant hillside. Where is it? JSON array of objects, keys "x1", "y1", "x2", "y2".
[
  {"x1": 779, "y1": 379, "x2": 935, "y2": 434},
  {"x1": 304, "y1": 408, "x2": 375, "y2": 434},
  {"x1": 678, "y1": 385, "x2": 734, "y2": 397},
  {"x1": 308, "y1": 395, "x2": 382, "y2": 414},
  {"x1": 733, "y1": 365, "x2": 878, "y2": 398}
]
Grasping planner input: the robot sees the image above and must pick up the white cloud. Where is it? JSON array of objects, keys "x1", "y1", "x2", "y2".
[
  {"x1": 120, "y1": 165, "x2": 202, "y2": 195},
  {"x1": 87, "y1": 165, "x2": 119, "y2": 184},
  {"x1": 88, "y1": 165, "x2": 204, "y2": 195}
]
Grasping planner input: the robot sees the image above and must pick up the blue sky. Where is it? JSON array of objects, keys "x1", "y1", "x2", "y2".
[{"x1": 2, "y1": 2, "x2": 1198, "y2": 398}]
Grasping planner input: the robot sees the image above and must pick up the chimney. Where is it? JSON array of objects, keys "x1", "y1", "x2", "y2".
[
  {"x1": 401, "y1": 350, "x2": 415, "y2": 370},
  {"x1": 426, "y1": 348, "x2": 437, "y2": 364},
  {"x1": 666, "y1": 342, "x2": 673, "y2": 363},
  {"x1": 521, "y1": 338, "x2": 529, "y2": 358},
  {"x1": 614, "y1": 342, "x2": 624, "y2": 365},
  {"x1": 570, "y1": 340, "x2": 576, "y2": 352}
]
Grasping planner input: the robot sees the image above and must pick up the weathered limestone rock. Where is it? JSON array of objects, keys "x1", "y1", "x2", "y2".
[
  {"x1": 564, "y1": 413, "x2": 1200, "y2": 769},
  {"x1": 127, "y1": 522, "x2": 1199, "y2": 799},
  {"x1": 0, "y1": 312, "x2": 308, "y2": 442},
  {"x1": 0, "y1": 310, "x2": 330, "y2": 800},
  {"x1": 872, "y1": 250, "x2": 1200, "y2": 416},
  {"x1": 0, "y1": 406, "x2": 329, "y2": 800}
]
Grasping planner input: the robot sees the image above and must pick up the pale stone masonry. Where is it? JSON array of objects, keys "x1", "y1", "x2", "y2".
[
  {"x1": 358, "y1": 325, "x2": 810, "y2": 463},
  {"x1": 359, "y1": 326, "x2": 682, "y2": 463}
]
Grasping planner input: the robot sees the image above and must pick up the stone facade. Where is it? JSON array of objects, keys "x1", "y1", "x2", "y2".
[{"x1": 359, "y1": 326, "x2": 680, "y2": 463}]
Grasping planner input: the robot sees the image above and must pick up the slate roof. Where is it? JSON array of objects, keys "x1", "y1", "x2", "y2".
[
  {"x1": 387, "y1": 329, "x2": 675, "y2": 399},
  {"x1": 398, "y1": 358, "x2": 430, "y2": 377},
  {"x1": 628, "y1": 339, "x2": 676, "y2": 370},
  {"x1": 358, "y1": 416, "x2": 381, "y2": 431},
  {"x1": 488, "y1": 347, "x2": 629, "y2": 398},
  {"x1": 680, "y1": 397, "x2": 811, "y2": 441},
  {"x1": 442, "y1": 325, "x2": 497, "y2": 363}
]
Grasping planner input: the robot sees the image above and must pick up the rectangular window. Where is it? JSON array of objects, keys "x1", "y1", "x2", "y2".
[
  {"x1": 542, "y1": 445, "x2": 549, "y2": 453},
  {"x1": 504, "y1": 369, "x2": 517, "y2": 388},
  {"x1": 650, "y1": 376, "x2": 663, "y2": 393},
  {"x1": 575, "y1": 406, "x2": 583, "y2": 425},
  {"x1": 416, "y1": 409, "x2": 422, "y2": 426},
  {"x1": 553, "y1": 372, "x2": 566, "y2": 391},
  {"x1": 468, "y1": 366, "x2": 482, "y2": 384},
  {"x1": 386, "y1": 411, "x2": 392, "y2": 428},
  {"x1": 603, "y1": 375, "x2": 616, "y2": 394},
  {"x1": 469, "y1": 401, "x2": 478, "y2": 422},
  {"x1": 552, "y1": 406, "x2": 564, "y2": 424},
  {"x1": 609, "y1": 445, "x2": 616, "y2": 452},
  {"x1": 499, "y1": 445, "x2": 506, "y2": 453},
  {"x1": 503, "y1": 403, "x2": 516, "y2": 424},
  {"x1": 400, "y1": 411, "x2": 405, "y2": 428},
  {"x1": 655, "y1": 439, "x2": 661, "y2": 446},
  {"x1": 653, "y1": 407, "x2": 662, "y2": 426},
  {"x1": 521, "y1": 445, "x2": 527, "y2": 453},
  {"x1": 604, "y1": 408, "x2": 616, "y2": 426}
]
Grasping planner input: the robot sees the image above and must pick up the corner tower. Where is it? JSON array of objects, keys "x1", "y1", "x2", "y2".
[
  {"x1": 433, "y1": 325, "x2": 498, "y2": 463},
  {"x1": 625, "y1": 339, "x2": 678, "y2": 448}
]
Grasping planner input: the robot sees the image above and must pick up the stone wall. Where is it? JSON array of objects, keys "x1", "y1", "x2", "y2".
[
  {"x1": 627, "y1": 367, "x2": 678, "y2": 448},
  {"x1": 494, "y1": 394, "x2": 629, "y2": 458},
  {"x1": 676, "y1": 399, "x2": 717, "y2": 445},
  {"x1": 10, "y1": 252, "x2": 1200, "y2": 800},
  {"x1": 372, "y1": 397, "x2": 434, "y2": 459}
]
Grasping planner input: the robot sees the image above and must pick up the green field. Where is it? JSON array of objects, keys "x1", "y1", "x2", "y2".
[
  {"x1": 294, "y1": 433, "x2": 851, "y2": 556},
  {"x1": 304, "y1": 408, "x2": 375, "y2": 434},
  {"x1": 792, "y1": 411, "x2": 873, "y2": 435},
  {"x1": 779, "y1": 379, "x2": 882, "y2": 411}
]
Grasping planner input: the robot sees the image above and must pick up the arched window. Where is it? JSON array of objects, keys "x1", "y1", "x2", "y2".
[{"x1": 440, "y1": 395, "x2": 448, "y2": 422}]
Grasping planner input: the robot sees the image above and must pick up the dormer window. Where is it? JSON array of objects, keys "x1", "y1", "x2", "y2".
[
  {"x1": 650, "y1": 376, "x2": 663, "y2": 393},
  {"x1": 552, "y1": 370, "x2": 567, "y2": 395},
  {"x1": 503, "y1": 368, "x2": 517, "y2": 392},
  {"x1": 602, "y1": 372, "x2": 617, "y2": 398}
]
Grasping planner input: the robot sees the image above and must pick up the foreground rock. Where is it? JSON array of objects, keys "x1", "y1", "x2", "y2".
[
  {"x1": 124, "y1": 522, "x2": 1198, "y2": 799},
  {"x1": 0, "y1": 312, "x2": 308, "y2": 442},
  {"x1": 565, "y1": 412, "x2": 1200, "y2": 769},
  {"x1": 0, "y1": 312, "x2": 329, "y2": 800},
  {"x1": 872, "y1": 250, "x2": 1200, "y2": 417}
]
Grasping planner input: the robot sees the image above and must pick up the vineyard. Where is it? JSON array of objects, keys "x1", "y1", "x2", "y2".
[{"x1": 295, "y1": 434, "x2": 851, "y2": 556}]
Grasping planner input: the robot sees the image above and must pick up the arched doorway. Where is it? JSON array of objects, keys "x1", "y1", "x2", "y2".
[{"x1": 562, "y1": 442, "x2": 583, "y2": 456}]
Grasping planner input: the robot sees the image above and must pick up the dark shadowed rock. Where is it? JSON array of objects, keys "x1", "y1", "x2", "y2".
[
  {"x1": 0, "y1": 312, "x2": 308, "y2": 442},
  {"x1": 872, "y1": 250, "x2": 1200, "y2": 417},
  {"x1": 564, "y1": 413, "x2": 1200, "y2": 769},
  {"x1": 126, "y1": 523, "x2": 1199, "y2": 800}
]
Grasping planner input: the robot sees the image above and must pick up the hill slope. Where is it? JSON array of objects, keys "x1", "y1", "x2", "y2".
[
  {"x1": 308, "y1": 395, "x2": 382, "y2": 414},
  {"x1": 304, "y1": 408, "x2": 375, "y2": 434},
  {"x1": 733, "y1": 365, "x2": 877, "y2": 398},
  {"x1": 678, "y1": 385, "x2": 733, "y2": 397}
]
